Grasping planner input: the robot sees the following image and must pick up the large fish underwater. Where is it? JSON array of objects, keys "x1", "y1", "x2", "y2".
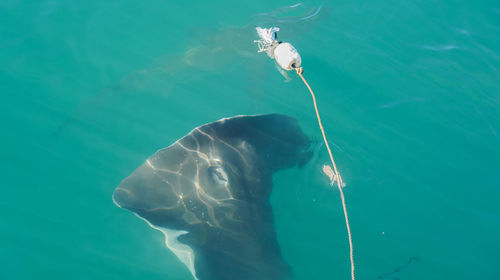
[{"x1": 113, "y1": 114, "x2": 312, "y2": 280}]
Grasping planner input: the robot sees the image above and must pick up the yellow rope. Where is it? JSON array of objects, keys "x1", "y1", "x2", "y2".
[{"x1": 296, "y1": 67, "x2": 355, "y2": 280}]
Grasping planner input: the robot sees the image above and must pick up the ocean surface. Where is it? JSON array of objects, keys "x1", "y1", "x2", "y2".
[{"x1": 1, "y1": 0, "x2": 499, "y2": 279}]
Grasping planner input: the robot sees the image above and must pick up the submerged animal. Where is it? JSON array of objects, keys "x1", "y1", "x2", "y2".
[{"x1": 113, "y1": 114, "x2": 312, "y2": 280}]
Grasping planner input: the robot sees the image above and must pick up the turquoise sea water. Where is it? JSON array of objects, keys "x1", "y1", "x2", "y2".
[{"x1": 1, "y1": 0, "x2": 499, "y2": 279}]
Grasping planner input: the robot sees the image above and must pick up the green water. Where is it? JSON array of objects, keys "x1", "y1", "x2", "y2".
[{"x1": 1, "y1": 0, "x2": 499, "y2": 279}]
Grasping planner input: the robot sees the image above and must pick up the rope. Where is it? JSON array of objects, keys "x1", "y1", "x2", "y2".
[{"x1": 296, "y1": 67, "x2": 355, "y2": 280}]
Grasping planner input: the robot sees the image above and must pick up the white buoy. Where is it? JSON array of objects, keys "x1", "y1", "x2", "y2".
[
  {"x1": 273, "y1": 42, "x2": 301, "y2": 71},
  {"x1": 254, "y1": 26, "x2": 301, "y2": 71}
]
